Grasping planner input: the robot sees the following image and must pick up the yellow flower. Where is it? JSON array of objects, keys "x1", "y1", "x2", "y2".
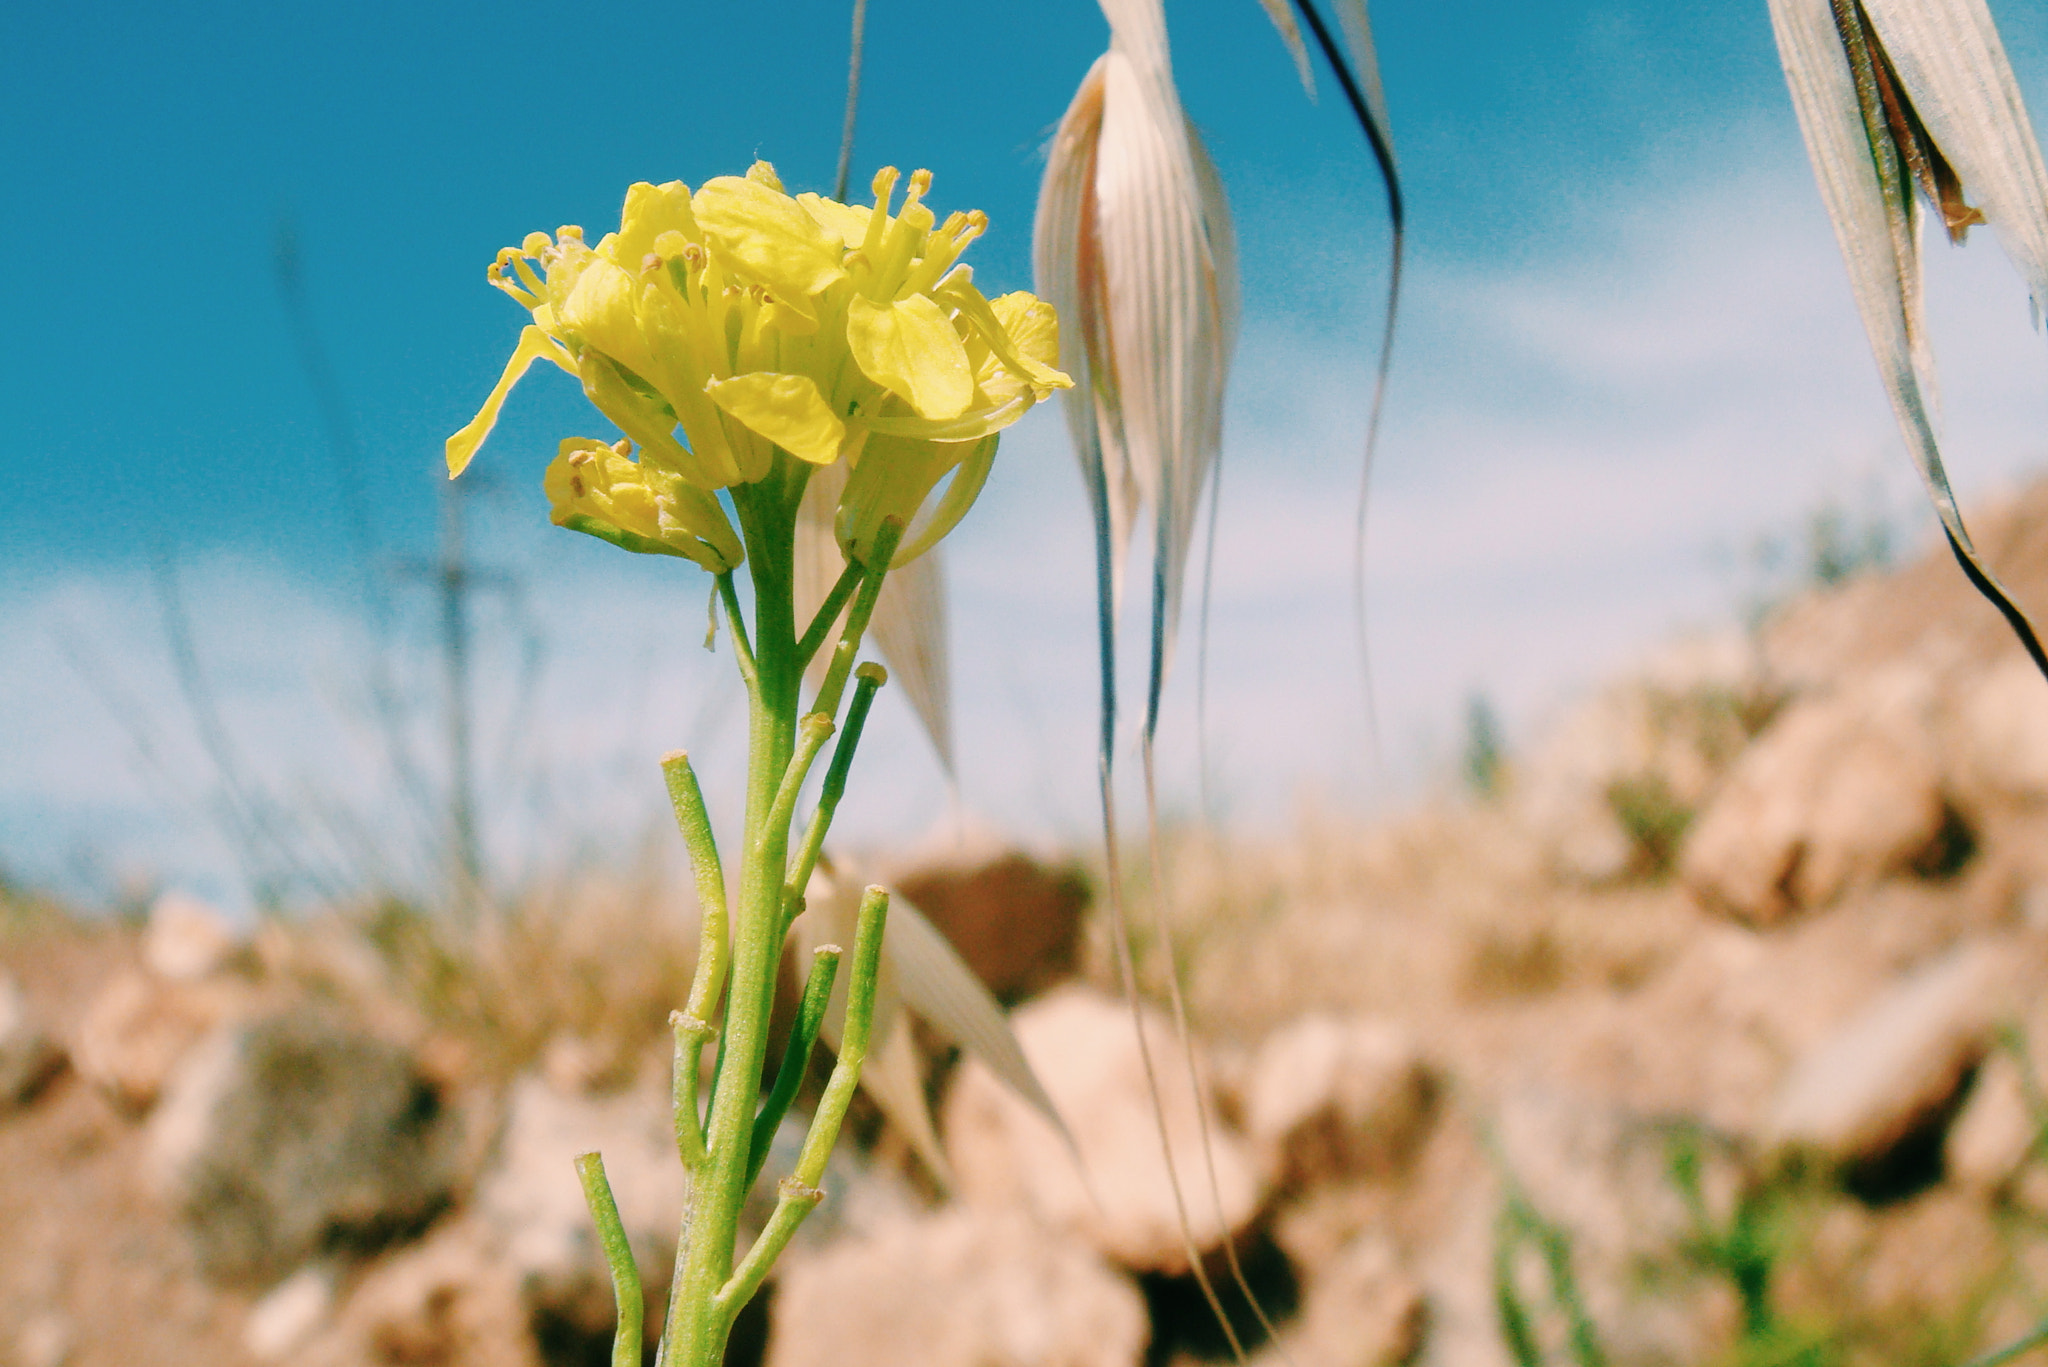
[
  {"x1": 447, "y1": 161, "x2": 1072, "y2": 566},
  {"x1": 542, "y1": 438, "x2": 744, "y2": 572}
]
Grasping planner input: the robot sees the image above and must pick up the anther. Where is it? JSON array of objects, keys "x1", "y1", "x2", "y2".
[
  {"x1": 522, "y1": 231, "x2": 552, "y2": 256},
  {"x1": 611, "y1": 438, "x2": 632, "y2": 456},
  {"x1": 907, "y1": 169, "x2": 932, "y2": 201}
]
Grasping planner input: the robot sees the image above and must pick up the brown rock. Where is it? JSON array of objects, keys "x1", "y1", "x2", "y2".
[
  {"x1": 887, "y1": 840, "x2": 1089, "y2": 1003},
  {"x1": 0, "y1": 971, "x2": 65, "y2": 1108},
  {"x1": 243, "y1": 1264, "x2": 336, "y2": 1361},
  {"x1": 1767, "y1": 941, "x2": 2012, "y2": 1171},
  {"x1": 1950, "y1": 654, "x2": 2048, "y2": 807},
  {"x1": 943, "y1": 985, "x2": 1263, "y2": 1274},
  {"x1": 306, "y1": 1219, "x2": 539, "y2": 1367},
  {"x1": 1240, "y1": 1016, "x2": 1433, "y2": 1191},
  {"x1": 144, "y1": 893, "x2": 242, "y2": 983},
  {"x1": 1946, "y1": 1050, "x2": 2037, "y2": 1196},
  {"x1": 1252, "y1": 1235, "x2": 1424, "y2": 1367},
  {"x1": 1512, "y1": 633, "x2": 1768, "y2": 883},
  {"x1": 766, "y1": 1209, "x2": 1148, "y2": 1367},
  {"x1": 72, "y1": 967, "x2": 233, "y2": 1110},
  {"x1": 146, "y1": 1011, "x2": 466, "y2": 1281},
  {"x1": 475, "y1": 1067, "x2": 686, "y2": 1338},
  {"x1": 1680, "y1": 665, "x2": 1949, "y2": 923}
]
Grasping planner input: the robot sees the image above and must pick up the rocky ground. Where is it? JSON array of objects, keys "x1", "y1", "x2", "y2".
[{"x1": 12, "y1": 480, "x2": 2048, "y2": 1367}]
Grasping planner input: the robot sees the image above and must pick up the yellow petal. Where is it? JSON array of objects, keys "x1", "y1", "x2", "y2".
[
  {"x1": 543, "y1": 438, "x2": 741, "y2": 571},
  {"x1": 446, "y1": 325, "x2": 576, "y2": 476},
  {"x1": 857, "y1": 398, "x2": 1033, "y2": 443},
  {"x1": 545, "y1": 438, "x2": 662, "y2": 539},
  {"x1": 796, "y1": 193, "x2": 873, "y2": 249},
  {"x1": 890, "y1": 433, "x2": 999, "y2": 566},
  {"x1": 835, "y1": 432, "x2": 974, "y2": 563},
  {"x1": 939, "y1": 278, "x2": 1072, "y2": 399},
  {"x1": 654, "y1": 482, "x2": 745, "y2": 570},
  {"x1": 558, "y1": 256, "x2": 659, "y2": 383},
  {"x1": 579, "y1": 353, "x2": 718, "y2": 487},
  {"x1": 846, "y1": 295, "x2": 974, "y2": 420},
  {"x1": 991, "y1": 291, "x2": 1068, "y2": 384},
  {"x1": 693, "y1": 177, "x2": 847, "y2": 316},
  {"x1": 703, "y1": 371, "x2": 847, "y2": 465},
  {"x1": 613, "y1": 181, "x2": 698, "y2": 268}
]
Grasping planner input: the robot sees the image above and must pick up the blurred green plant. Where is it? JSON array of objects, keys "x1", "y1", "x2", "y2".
[
  {"x1": 1494, "y1": 1173, "x2": 1609, "y2": 1367},
  {"x1": 1664, "y1": 1127, "x2": 1840, "y2": 1367},
  {"x1": 1464, "y1": 694, "x2": 1507, "y2": 798},
  {"x1": 1605, "y1": 773, "x2": 1694, "y2": 879}
]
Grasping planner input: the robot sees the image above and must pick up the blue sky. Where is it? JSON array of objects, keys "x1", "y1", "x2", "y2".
[{"x1": 6, "y1": 0, "x2": 2048, "y2": 909}]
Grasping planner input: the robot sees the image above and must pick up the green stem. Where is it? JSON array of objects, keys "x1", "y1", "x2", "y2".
[
  {"x1": 795, "y1": 556, "x2": 864, "y2": 671},
  {"x1": 811, "y1": 517, "x2": 904, "y2": 723},
  {"x1": 661, "y1": 750, "x2": 727, "y2": 1166},
  {"x1": 747, "y1": 944, "x2": 841, "y2": 1189},
  {"x1": 763, "y1": 713, "x2": 837, "y2": 861},
  {"x1": 658, "y1": 468, "x2": 902, "y2": 1367},
  {"x1": 668, "y1": 1011, "x2": 710, "y2": 1169},
  {"x1": 783, "y1": 662, "x2": 888, "y2": 932},
  {"x1": 716, "y1": 570, "x2": 757, "y2": 689},
  {"x1": 575, "y1": 1152, "x2": 644, "y2": 1367},
  {"x1": 664, "y1": 477, "x2": 804, "y2": 1367},
  {"x1": 717, "y1": 884, "x2": 891, "y2": 1319}
]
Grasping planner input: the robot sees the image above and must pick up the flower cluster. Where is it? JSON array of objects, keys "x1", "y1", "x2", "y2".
[{"x1": 447, "y1": 162, "x2": 1071, "y2": 571}]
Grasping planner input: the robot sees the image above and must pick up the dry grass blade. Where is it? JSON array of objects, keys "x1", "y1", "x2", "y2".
[
  {"x1": 879, "y1": 885, "x2": 1070, "y2": 1148},
  {"x1": 1036, "y1": 0, "x2": 1238, "y2": 716},
  {"x1": 1862, "y1": 0, "x2": 2048, "y2": 298},
  {"x1": 1287, "y1": 0, "x2": 1405, "y2": 744},
  {"x1": 796, "y1": 863, "x2": 1067, "y2": 1185},
  {"x1": 1252, "y1": 0, "x2": 1317, "y2": 97},
  {"x1": 1771, "y1": 0, "x2": 2048, "y2": 675},
  {"x1": 1036, "y1": 1, "x2": 1258, "y2": 1356}
]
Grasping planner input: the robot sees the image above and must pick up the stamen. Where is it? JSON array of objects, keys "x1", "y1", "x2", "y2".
[
  {"x1": 864, "y1": 168, "x2": 899, "y2": 258},
  {"x1": 611, "y1": 438, "x2": 632, "y2": 456},
  {"x1": 522, "y1": 231, "x2": 552, "y2": 256},
  {"x1": 906, "y1": 169, "x2": 932, "y2": 204},
  {"x1": 509, "y1": 256, "x2": 547, "y2": 299},
  {"x1": 558, "y1": 225, "x2": 585, "y2": 242}
]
